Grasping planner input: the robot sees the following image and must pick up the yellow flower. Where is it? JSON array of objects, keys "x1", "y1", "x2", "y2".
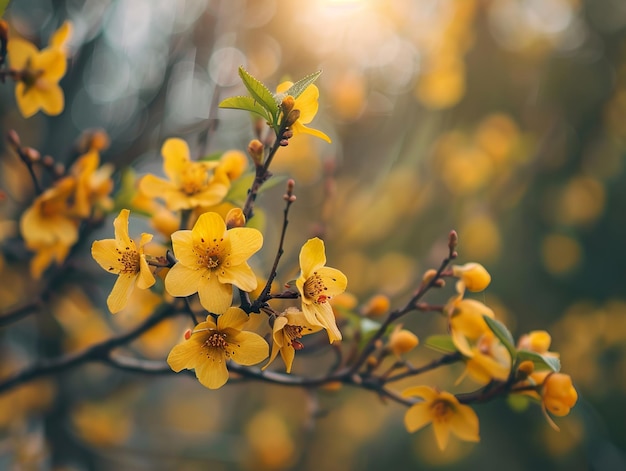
[
  {"x1": 296, "y1": 237, "x2": 347, "y2": 343},
  {"x1": 263, "y1": 307, "x2": 322, "y2": 373},
  {"x1": 165, "y1": 212, "x2": 262, "y2": 314},
  {"x1": 517, "y1": 330, "x2": 558, "y2": 358},
  {"x1": 446, "y1": 285, "x2": 511, "y2": 384},
  {"x1": 8, "y1": 22, "x2": 71, "y2": 118},
  {"x1": 167, "y1": 307, "x2": 269, "y2": 389},
  {"x1": 91, "y1": 209, "x2": 156, "y2": 313},
  {"x1": 276, "y1": 82, "x2": 331, "y2": 143},
  {"x1": 452, "y1": 262, "x2": 491, "y2": 292},
  {"x1": 20, "y1": 177, "x2": 79, "y2": 278},
  {"x1": 70, "y1": 149, "x2": 114, "y2": 218},
  {"x1": 139, "y1": 138, "x2": 229, "y2": 211},
  {"x1": 403, "y1": 386, "x2": 480, "y2": 450}
]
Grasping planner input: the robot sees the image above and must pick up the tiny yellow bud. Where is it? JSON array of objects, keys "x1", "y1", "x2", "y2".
[
  {"x1": 452, "y1": 262, "x2": 491, "y2": 292},
  {"x1": 366, "y1": 355, "x2": 379, "y2": 368},
  {"x1": 225, "y1": 207, "x2": 246, "y2": 229},
  {"x1": 362, "y1": 294, "x2": 391, "y2": 317},
  {"x1": 517, "y1": 360, "x2": 535, "y2": 377},
  {"x1": 389, "y1": 328, "x2": 419, "y2": 357},
  {"x1": 518, "y1": 330, "x2": 552, "y2": 354}
]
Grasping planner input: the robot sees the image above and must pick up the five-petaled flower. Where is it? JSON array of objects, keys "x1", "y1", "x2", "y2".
[
  {"x1": 263, "y1": 307, "x2": 322, "y2": 373},
  {"x1": 165, "y1": 211, "x2": 263, "y2": 314},
  {"x1": 8, "y1": 21, "x2": 72, "y2": 118},
  {"x1": 167, "y1": 307, "x2": 269, "y2": 389},
  {"x1": 403, "y1": 386, "x2": 480, "y2": 451},
  {"x1": 139, "y1": 138, "x2": 230, "y2": 211},
  {"x1": 276, "y1": 82, "x2": 331, "y2": 143},
  {"x1": 296, "y1": 237, "x2": 347, "y2": 343},
  {"x1": 91, "y1": 209, "x2": 156, "y2": 313}
]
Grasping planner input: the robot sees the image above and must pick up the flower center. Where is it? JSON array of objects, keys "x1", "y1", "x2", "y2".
[
  {"x1": 204, "y1": 332, "x2": 229, "y2": 354},
  {"x1": 116, "y1": 245, "x2": 140, "y2": 274},
  {"x1": 284, "y1": 324, "x2": 304, "y2": 350},
  {"x1": 304, "y1": 272, "x2": 329, "y2": 304},
  {"x1": 180, "y1": 164, "x2": 209, "y2": 195},
  {"x1": 430, "y1": 400, "x2": 453, "y2": 423},
  {"x1": 194, "y1": 237, "x2": 226, "y2": 270}
]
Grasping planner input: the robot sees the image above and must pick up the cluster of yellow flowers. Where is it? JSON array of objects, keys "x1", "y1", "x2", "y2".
[{"x1": 3, "y1": 21, "x2": 578, "y2": 453}]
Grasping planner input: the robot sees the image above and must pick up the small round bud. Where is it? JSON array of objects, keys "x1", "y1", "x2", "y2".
[
  {"x1": 362, "y1": 294, "x2": 391, "y2": 317},
  {"x1": 24, "y1": 147, "x2": 40, "y2": 162},
  {"x1": 184, "y1": 329, "x2": 192, "y2": 340},
  {"x1": 283, "y1": 109, "x2": 301, "y2": 127},
  {"x1": 7, "y1": 129, "x2": 21, "y2": 147},
  {"x1": 452, "y1": 262, "x2": 491, "y2": 292},
  {"x1": 389, "y1": 327, "x2": 419, "y2": 357},
  {"x1": 448, "y1": 230, "x2": 458, "y2": 251},
  {"x1": 366, "y1": 355, "x2": 379, "y2": 367},
  {"x1": 518, "y1": 330, "x2": 551, "y2": 353},
  {"x1": 42, "y1": 155, "x2": 55, "y2": 167},
  {"x1": 54, "y1": 163, "x2": 65, "y2": 176},
  {"x1": 517, "y1": 360, "x2": 535, "y2": 378},
  {"x1": 422, "y1": 269, "x2": 438, "y2": 283},
  {"x1": 542, "y1": 373, "x2": 578, "y2": 417},
  {"x1": 225, "y1": 207, "x2": 246, "y2": 229}
]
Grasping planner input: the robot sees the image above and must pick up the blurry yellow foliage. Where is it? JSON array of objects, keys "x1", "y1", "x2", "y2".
[
  {"x1": 458, "y1": 214, "x2": 502, "y2": 262},
  {"x1": 556, "y1": 176, "x2": 606, "y2": 226},
  {"x1": 71, "y1": 400, "x2": 133, "y2": 447},
  {"x1": 244, "y1": 410, "x2": 296, "y2": 471},
  {"x1": 541, "y1": 233, "x2": 582, "y2": 275}
]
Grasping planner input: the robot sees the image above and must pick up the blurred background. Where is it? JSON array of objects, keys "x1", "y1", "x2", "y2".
[{"x1": 1, "y1": 0, "x2": 626, "y2": 469}]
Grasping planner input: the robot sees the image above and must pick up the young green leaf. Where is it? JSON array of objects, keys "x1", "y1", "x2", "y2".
[
  {"x1": 237, "y1": 67, "x2": 279, "y2": 120},
  {"x1": 425, "y1": 335, "x2": 457, "y2": 354},
  {"x1": 283, "y1": 70, "x2": 322, "y2": 99},
  {"x1": 219, "y1": 96, "x2": 271, "y2": 122},
  {"x1": 483, "y1": 315, "x2": 517, "y2": 361}
]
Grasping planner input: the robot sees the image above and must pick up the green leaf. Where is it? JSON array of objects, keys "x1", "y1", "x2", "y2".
[
  {"x1": 237, "y1": 67, "x2": 279, "y2": 120},
  {"x1": 425, "y1": 335, "x2": 457, "y2": 354},
  {"x1": 219, "y1": 96, "x2": 271, "y2": 122},
  {"x1": 516, "y1": 350, "x2": 561, "y2": 373},
  {"x1": 283, "y1": 70, "x2": 322, "y2": 99},
  {"x1": 483, "y1": 315, "x2": 517, "y2": 361}
]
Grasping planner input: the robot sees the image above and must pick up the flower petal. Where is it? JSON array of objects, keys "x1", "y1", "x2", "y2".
[
  {"x1": 292, "y1": 121, "x2": 331, "y2": 143},
  {"x1": 294, "y1": 84, "x2": 320, "y2": 124},
  {"x1": 170, "y1": 230, "x2": 196, "y2": 267},
  {"x1": 229, "y1": 331, "x2": 269, "y2": 366},
  {"x1": 162, "y1": 138, "x2": 190, "y2": 183},
  {"x1": 217, "y1": 307, "x2": 248, "y2": 331},
  {"x1": 449, "y1": 403, "x2": 480, "y2": 443},
  {"x1": 303, "y1": 303, "x2": 342, "y2": 343},
  {"x1": 107, "y1": 273, "x2": 136, "y2": 313},
  {"x1": 137, "y1": 255, "x2": 156, "y2": 290},
  {"x1": 316, "y1": 266, "x2": 348, "y2": 295},
  {"x1": 194, "y1": 348, "x2": 229, "y2": 389},
  {"x1": 432, "y1": 418, "x2": 452, "y2": 450},
  {"x1": 404, "y1": 402, "x2": 432, "y2": 433},
  {"x1": 226, "y1": 227, "x2": 263, "y2": 265},
  {"x1": 219, "y1": 263, "x2": 257, "y2": 292},
  {"x1": 167, "y1": 335, "x2": 205, "y2": 371},
  {"x1": 402, "y1": 386, "x2": 438, "y2": 401},
  {"x1": 164, "y1": 264, "x2": 204, "y2": 297},
  {"x1": 15, "y1": 83, "x2": 41, "y2": 118},
  {"x1": 113, "y1": 209, "x2": 132, "y2": 248},
  {"x1": 91, "y1": 239, "x2": 123, "y2": 273},
  {"x1": 8, "y1": 38, "x2": 38, "y2": 70},
  {"x1": 192, "y1": 212, "x2": 226, "y2": 245},
  {"x1": 139, "y1": 174, "x2": 175, "y2": 199},
  {"x1": 197, "y1": 273, "x2": 232, "y2": 314},
  {"x1": 37, "y1": 83, "x2": 64, "y2": 116},
  {"x1": 36, "y1": 48, "x2": 66, "y2": 82},
  {"x1": 299, "y1": 237, "x2": 326, "y2": 277}
]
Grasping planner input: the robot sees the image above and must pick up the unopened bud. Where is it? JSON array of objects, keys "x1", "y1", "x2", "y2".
[
  {"x1": 422, "y1": 269, "x2": 438, "y2": 283},
  {"x1": 452, "y1": 262, "x2": 491, "y2": 292},
  {"x1": 283, "y1": 109, "x2": 301, "y2": 127},
  {"x1": 225, "y1": 207, "x2": 246, "y2": 229},
  {"x1": 282, "y1": 129, "x2": 294, "y2": 140},
  {"x1": 281, "y1": 95, "x2": 295, "y2": 114},
  {"x1": 54, "y1": 163, "x2": 65, "y2": 176},
  {"x1": 24, "y1": 147, "x2": 40, "y2": 162},
  {"x1": 517, "y1": 360, "x2": 535, "y2": 378},
  {"x1": 7, "y1": 129, "x2": 20, "y2": 147},
  {"x1": 448, "y1": 230, "x2": 458, "y2": 252},
  {"x1": 184, "y1": 329, "x2": 192, "y2": 340},
  {"x1": 389, "y1": 328, "x2": 419, "y2": 357},
  {"x1": 362, "y1": 294, "x2": 391, "y2": 317},
  {"x1": 366, "y1": 355, "x2": 379, "y2": 367},
  {"x1": 42, "y1": 155, "x2": 55, "y2": 167},
  {"x1": 247, "y1": 139, "x2": 264, "y2": 166}
]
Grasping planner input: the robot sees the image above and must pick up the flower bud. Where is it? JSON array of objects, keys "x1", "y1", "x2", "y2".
[
  {"x1": 247, "y1": 139, "x2": 264, "y2": 166},
  {"x1": 281, "y1": 95, "x2": 295, "y2": 114},
  {"x1": 517, "y1": 360, "x2": 535, "y2": 378},
  {"x1": 452, "y1": 262, "x2": 491, "y2": 292},
  {"x1": 283, "y1": 109, "x2": 301, "y2": 128},
  {"x1": 518, "y1": 330, "x2": 552, "y2": 354},
  {"x1": 542, "y1": 373, "x2": 578, "y2": 416},
  {"x1": 362, "y1": 294, "x2": 391, "y2": 317},
  {"x1": 422, "y1": 269, "x2": 438, "y2": 284},
  {"x1": 389, "y1": 327, "x2": 419, "y2": 357},
  {"x1": 225, "y1": 207, "x2": 246, "y2": 229}
]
